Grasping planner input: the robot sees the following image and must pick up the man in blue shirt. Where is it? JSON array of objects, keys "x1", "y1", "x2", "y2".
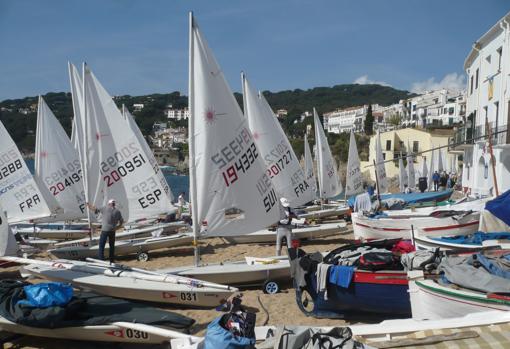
[{"x1": 432, "y1": 171, "x2": 440, "y2": 191}]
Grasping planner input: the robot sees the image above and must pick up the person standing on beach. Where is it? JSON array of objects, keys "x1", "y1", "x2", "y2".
[
  {"x1": 177, "y1": 192, "x2": 187, "y2": 219},
  {"x1": 87, "y1": 199, "x2": 124, "y2": 264},
  {"x1": 276, "y1": 197, "x2": 297, "y2": 256},
  {"x1": 432, "y1": 171, "x2": 440, "y2": 191}
]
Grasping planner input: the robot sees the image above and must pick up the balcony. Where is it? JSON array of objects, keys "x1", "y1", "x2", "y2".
[
  {"x1": 449, "y1": 126, "x2": 473, "y2": 151},
  {"x1": 473, "y1": 123, "x2": 508, "y2": 146}
]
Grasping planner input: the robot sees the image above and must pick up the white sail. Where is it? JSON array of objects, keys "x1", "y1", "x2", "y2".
[
  {"x1": 0, "y1": 203, "x2": 18, "y2": 256},
  {"x1": 345, "y1": 130, "x2": 363, "y2": 196},
  {"x1": 303, "y1": 134, "x2": 318, "y2": 200},
  {"x1": 428, "y1": 147, "x2": 435, "y2": 191},
  {"x1": 188, "y1": 16, "x2": 280, "y2": 237},
  {"x1": 421, "y1": 156, "x2": 428, "y2": 178},
  {"x1": 313, "y1": 108, "x2": 342, "y2": 199},
  {"x1": 242, "y1": 74, "x2": 314, "y2": 206},
  {"x1": 122, "y1": 105, "x2": 174, "y2": 203},
  {"x1": 406, "y1": 141, "x2": 416, "y2": 189},
  {"x1": 437, "y1": 148, "x2": 444, "y2": 172},
  {"x1": 398, "y1": 152, "x2": 408, "y2": 192},
  {"x1": 0, "y1": 121, "x2": 53, "y2": 223},
  {"x1": 374, "y1": 130, "x2": 388, "y2": 193},
  {"x1": 81, "y1": 65, "x2": 173, "y2": 223},
  {"x1": 35, "y1": 96, "x2": 86, "y2": 220}
]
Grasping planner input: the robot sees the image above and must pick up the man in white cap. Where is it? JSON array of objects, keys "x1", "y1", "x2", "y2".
[
  {"x1": 87, "y1": 199, "x2": 124, "y2": 263},
  {"x1": 276, "y1": 197, "x2": 297, "y2": 256}
]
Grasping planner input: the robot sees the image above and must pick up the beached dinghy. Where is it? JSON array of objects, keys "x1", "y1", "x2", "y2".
[
  {"x1": 49, "y1": 232, "x2": 194, "y2": 261},
  {"x1": 408, "y1": 250, "x2": 510, "y2": 320},
  {"x1": 160, "y1": 256, "x2": 290, "y2": 288},
  {"x1": 224, "y1": 221, "x2": 347, "y2": 244},
  {"x1": 15, "y1": 227, "x2": 90, "y2": 240},
  {"x1": 0, "y1": 279, "x2": 195, "y2": 344},
  {"x1": 413, "y1": 232, "x2": 510, "y2": 251},
  {"x1": 298, "y1": 206, "x2": 349, "y2": 220},
  {"x1": 352, "y1": 204, "x2": 481, "y2": 241},
  {"x1": 5, "y1": 256, "x2": 237, "y2": 308},
  {"x1": 291, "y1": 239, "x2": 413, "y2": 318},
  {"x1": 54, "y1": 221, "x2": 189, "y2": 248}
]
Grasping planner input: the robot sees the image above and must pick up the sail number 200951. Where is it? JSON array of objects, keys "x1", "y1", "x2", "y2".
[{"x1": 103, "y1": 154, "x2": 146, "y2": 187}]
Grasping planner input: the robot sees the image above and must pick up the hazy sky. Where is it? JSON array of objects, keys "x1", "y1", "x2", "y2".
[{"x1": 1, "y1": 0, "x2": 509, "y2": 100}]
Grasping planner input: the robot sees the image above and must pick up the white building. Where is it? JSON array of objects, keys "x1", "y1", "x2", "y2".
[
  {"x1": 454, "y1": 12, "x2": 510, "y2": 196},
  {"x1": 133, "y1": 103, "x2": 144, "y2": 111},
  {"x1": 324, "y1": 104, "x2": 381, "y2": 134},
  {"x1": 166, "y1": 107, "x2": 190, "y2": 120},
  {"x1": 425, "y1": 94, "x2": 466, "y2": 127}
]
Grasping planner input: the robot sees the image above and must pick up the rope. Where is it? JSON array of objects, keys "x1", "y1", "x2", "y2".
[{"x1": 257, "y1": 295, "x2": 270, "y2": 326}]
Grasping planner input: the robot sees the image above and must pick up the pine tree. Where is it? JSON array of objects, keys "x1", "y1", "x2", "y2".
[{"x1": 364, "y1": 104, "x2": 374, "y2": 135}]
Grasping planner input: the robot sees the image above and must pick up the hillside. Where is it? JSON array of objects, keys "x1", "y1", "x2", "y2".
[{"x1": 0, "y1": 83, "x2": 413, "y2": 155}]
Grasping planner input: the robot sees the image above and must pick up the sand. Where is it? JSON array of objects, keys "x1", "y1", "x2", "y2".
[{"x1": 0, "y1": 226, "x2": 362, "y2": 348}]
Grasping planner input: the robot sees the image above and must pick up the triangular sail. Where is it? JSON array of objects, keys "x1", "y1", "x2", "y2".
[
  {"x1": 313, "y1": 108, "x2": 342, "y2": 199},
  {"x1": 122, "y1": 105, "x2": 174, "y2": 203},
  {"x1": 345, "y1": 130, "x2": 363, "y2": 196},
  {"x1": 437, "y1": 148, "x2": 444, "y2": 172},
  {"x1": 81, "y1": 65, "x2": 173, "y2": 222},
  {"x1": 428, "y1": 147, "x2": 435, "y2": 191},
  {"x1": 0, "y1": 203, "x2": 18, "y2": 256},
  {"x1": 374, "y1": 130, "x2": 388, "y2": 193},
  {"x1": 421, "y1": 157, "x2": 428, "y2": 179},
  {"x1": 406, "y1": 141, "x2": 416, "y2": 189},
  {"x1": 303, "y1": 134, "x2": 318, "y2": 200},
  {"x1": 188, "y1": 15, "x2": 280, "y2": 237},
  {"x1": 0, "y1": 120, "x2": 53, "y2": 222},
  {"x1": 35, "y1": 96, "x2": 86, "y2": 220},
  {"x1": 242, "y1": 74, "x2": 314, "y2": 206},
  {"x1": 398, "y1": 152, "x2": 408, "y2": 192}
]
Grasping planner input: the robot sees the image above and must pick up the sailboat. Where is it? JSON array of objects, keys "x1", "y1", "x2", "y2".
[
  {"x1": 224, "y1": 75, "x2": 345, "y2": 243},
  {"x1": 47, "y1": 64, "x2": 193, "y2": 260},
  {"x1": 298, "y1": 109, "x2": 349, "y2": 220},
  {"x1": 158, "y1": 14, "x2": 293, "y2": 291}
]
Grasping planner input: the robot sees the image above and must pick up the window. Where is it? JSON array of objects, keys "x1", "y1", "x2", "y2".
[
  {"x1": 475, "y1": 69, "x2": 479, "y2": 89},
  {"x1": 386, "y1": 140, "x2": 391, "y2": 151},
  {"x1": 413, "y1": 141, "x2": 419, "y2": 153},
  {"x1": 497, "y1": 47, "x2": 503, "y2": 71},
  {"x1": 412, "y1": 105, "x2": 416, "y2": 111},
  {"x1": 470, "y1": 75, "x2": 474, "y2": 95},
  {"x1": 484, "y1": 162, "x2": 489, "y2": 179},
  {"x1": 448, "y1": 107, "x2": 454, "y2": 115},
  {"x1": 382, "y1": 153, "x2": 386, "y2": 160}
]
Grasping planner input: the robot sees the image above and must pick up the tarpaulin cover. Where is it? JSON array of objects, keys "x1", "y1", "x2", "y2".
[
  {"x1": 17, "y1": 283, "x2": 73, "y2": 308},
  {"x1": 432, "y1": 232, "x2": 510, "y2": 245},
  {"x1": 485, "y1": 189, "x2": 510, "y2": 227},
  {"x1": 203, "y1": 316, "x2": 255, "y2": 349},
  {"x1": 347, "y1": 189, "x2": 453, "y2": 208}
]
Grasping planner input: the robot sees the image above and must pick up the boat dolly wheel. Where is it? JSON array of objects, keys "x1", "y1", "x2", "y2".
[
  {"x1": 263, "y1": 280, "x2": 280, "y2": 294},
  {"x1": 137, "y1": 252, "x2": 149, "y2": 262},
  {"x1": 297, "y1": 288, "x2": 314, "y2": 316}
]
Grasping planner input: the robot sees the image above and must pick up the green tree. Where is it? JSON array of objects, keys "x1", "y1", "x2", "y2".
[
  {"x1": 387, "y1": 113, "x2": 402, "y2": 127},
  {"x1": 364, "y1": 104, "x2": 374, "y2": 135}
]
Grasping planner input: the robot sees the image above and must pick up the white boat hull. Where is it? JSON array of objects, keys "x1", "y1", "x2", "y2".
[
  {"x1": 16, "y1": 228, "x2": 90, "y2": 240},
  {"x1": 160, "y1": 257, "x2": 290, "y2": 286},
  {"x1": 23, "y1": 263, "x2": 236, "y2": 308},
  {"x1": 49, "y1": 233, "x2": 194, "y2": 260},
  {"x1": 352, "y1": 212, "x2": 480, "y2": 240},
  {"x1": 298, "y1": 206, "x2": 349, "y2": 220},
  {"x1": 0, "y1": 317, "x2": 172, "y2": 344},
  {"x1": 54, "y1": 222, "x2": 189, "y2": 248},
  {"x1": 414, "y1": 235, "x2": 510, "y2": 251},
  {"x1": 224, "y1": 222, "x2": 347, "y2": 244},
  {"x1": 409, "y1": 276, "x2": 510, "y2": 320}
]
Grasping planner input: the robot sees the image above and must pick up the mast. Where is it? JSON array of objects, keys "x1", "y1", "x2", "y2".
[
  {"x1": 485, "y1": 116, "x2": 499, "y2": 197},
  {"x1": 82, "y1": 63, "x2": 93, "y2": 242},
  {"x1": 373, "y1": 159, "x2": 382, "y2": 208},
  {"x1": 188, "y1": 12, "x2": 200, "y2": 267}
]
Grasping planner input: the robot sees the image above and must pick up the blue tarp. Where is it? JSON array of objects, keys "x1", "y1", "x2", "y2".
[
  {"x1": 485, "y1": 189, "x2": 510, "y2": 227},
  {"x1": 203, "y1": 317, "x2": 255, "y2": 349},
  {"x1": 347, "y1": 189, "x2": 453, "y2": 208},
  {"x1": 473, "y1": 253, "x2": 510, "y2": 280},
  {"x1": 329, "y1": 266, "x2": 354, "y2": 288},
  {"x1": 432, "y1": 232, "x2": 510, "y2": 246},
  {"x1": 17, "y1": 283, "x2": 73, "y2": 308}
]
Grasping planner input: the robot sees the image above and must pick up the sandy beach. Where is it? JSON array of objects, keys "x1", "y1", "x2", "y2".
[{"x1": 0, "y1": 226, "x2": 360, "y2": 348}]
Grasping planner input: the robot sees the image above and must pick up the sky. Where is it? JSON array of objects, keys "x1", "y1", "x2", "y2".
[{"x1": 1, "y1": 0, "x2": 509, "y2": 101}]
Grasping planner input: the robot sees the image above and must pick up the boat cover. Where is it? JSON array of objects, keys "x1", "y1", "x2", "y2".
[
  {"x1": 438, "y1": 252, "x2": 510, "y2": 293},
  {"x1": 347, "y1": 189, "x2": 453, "y2": 208},
  {"x1": 432, "y1": 232, "x2": 510, "y2": 246},
  {"x1": 480, "y1": 189, "x2": 510, "y2": 232},
  {"x1": 0, "y1": 280, "x2": 194, "y2": 330},
  {"x1": 256, "y1": 325, "x2": 371, "y2": 349}
]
